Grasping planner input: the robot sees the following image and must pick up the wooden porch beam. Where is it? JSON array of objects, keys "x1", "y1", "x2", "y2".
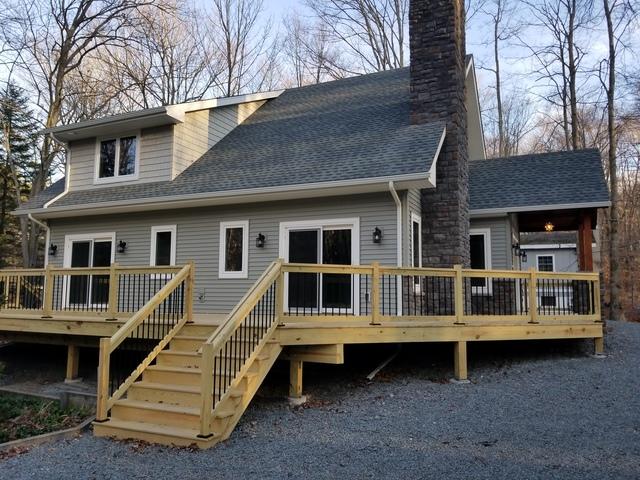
[{"x1": 453, "y1": 341, "x2": 468, "y2": 381}]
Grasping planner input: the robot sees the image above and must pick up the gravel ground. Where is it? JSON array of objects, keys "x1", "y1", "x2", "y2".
[{"x1": 2, "y1": 321, "x2": 639, "y2": 479}]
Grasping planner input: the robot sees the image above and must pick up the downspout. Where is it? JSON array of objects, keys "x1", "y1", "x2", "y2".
[
  {"x1": 28, "y1": 213, "x2": 50, "y2": 266},
  {"x1": 388, "y1": 181, "x2": 402, "y2": 315}
]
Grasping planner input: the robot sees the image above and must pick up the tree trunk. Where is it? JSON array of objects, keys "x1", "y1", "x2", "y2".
[{"x1": 603, "y1": 0, "x2": 623, "y2": 321}]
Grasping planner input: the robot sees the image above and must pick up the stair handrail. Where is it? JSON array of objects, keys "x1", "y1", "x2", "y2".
[
  {"x1": 96, "y1": 262, "x2": 194, "y2": 421},
  {"x1": 202, "y1": 259, "x2": 283, "y2": 348},
  {"x1": 198, "y1": 259, "x2": 283, "y2": 437}
]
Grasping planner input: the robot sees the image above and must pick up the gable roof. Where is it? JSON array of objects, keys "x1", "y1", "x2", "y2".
[
  {"x1": 20, "y1": 68, "x2": 445, "y2": 217},
  {"x1": 469, "y1": 149, "x2": 610, "y2": 214}
]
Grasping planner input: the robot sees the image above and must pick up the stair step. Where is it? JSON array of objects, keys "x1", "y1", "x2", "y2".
[
  {"x1": 111, "y1": 399, "x2": 201, "y2": 429},
  {"x1": 143, "y1": 364, "x2": 258, "y2": 386},
  {"x1": 128, "y1": 381, "x2": 246, "y2": 407},
  {"x1": 157, "y1": 349, "x2": 271, "y2": 369},
  {"x1": 170, "y1": 335, "x2": 208, "y2": 351},
  {"x1": 93, "y1": 418, "x2": 218, "y2": 448}
]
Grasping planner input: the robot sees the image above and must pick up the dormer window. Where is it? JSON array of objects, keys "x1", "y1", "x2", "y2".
[{"x1": 95, "y1": 134, "x2": 139, "y2": 183}]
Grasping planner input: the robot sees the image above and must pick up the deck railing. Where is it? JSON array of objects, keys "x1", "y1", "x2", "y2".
[
  {"x1": 280, "y1": 263, "x2": 601, "y2": 325},
  {"x1": 96, "y1": 262, "x2": 194, "y2": 421},
  {"x1": 0, "y1": 264, "x2": 183, "y2": 318}
]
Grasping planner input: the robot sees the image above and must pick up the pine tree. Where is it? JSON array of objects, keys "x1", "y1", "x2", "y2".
[{"x1": 0, "y1": 83, "x2": 40, "y2": 268}]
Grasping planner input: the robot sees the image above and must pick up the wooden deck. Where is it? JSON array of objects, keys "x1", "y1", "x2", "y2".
[{"x1": 0, "y1": 261, "x2": 603, "y2": 448}]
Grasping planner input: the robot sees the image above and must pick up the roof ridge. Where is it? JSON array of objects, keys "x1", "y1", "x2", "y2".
[{"x1": 473, "y1": 148, "x2": 600, "y2": 164}]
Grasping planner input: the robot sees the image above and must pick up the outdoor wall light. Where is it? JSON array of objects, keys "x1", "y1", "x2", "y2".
[
  {"x1": 49, "y1": 244, "x2": 58, "y2": 256},
  {"x1": 255, "y1": 233, "x2": 266, "y2": 248},
  {"x1": 117, "y1": 240, "x2": 127, "y2": 253},
  {"x1": 512, "y1": 243, "x2": 527, "y2": 263},
  {"x1": 544, "y1": 222, "x2": 555, "y2": 232},
  {"x1": 373, "y1": 227, "x2": 382, "y2": 244}
]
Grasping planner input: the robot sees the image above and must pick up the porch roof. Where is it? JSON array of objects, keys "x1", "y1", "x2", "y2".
[{"x1": 469, "y1": 149, "x2": 610, "y2": 215}]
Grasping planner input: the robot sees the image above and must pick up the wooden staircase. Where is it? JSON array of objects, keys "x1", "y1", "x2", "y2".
[{"x1": 93, "y1": 323, "x2": 282, "y2": 448}]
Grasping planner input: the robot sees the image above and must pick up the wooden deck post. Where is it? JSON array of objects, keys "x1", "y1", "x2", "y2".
[
  {"x1": 198, "y1": 342, "x2": 214, "y2": 438},
  {"x1": 454, "y1": 265, "x2": 464, "y2": 324},
  {"x1": 289, "y1": 359, "x2": 303, "y2": 398},
  {"x1": 371, "y1": 262, "x2": 381, "y2": 325},
  {"x1": 106, "y1": 263, "x2": 119, "y2": 320},
  {"x1": 65, "y1": 344, "x2": 80, "y2": 382},
  {"x1": 453, "y1": 341, "x2": 468, "y2": 381},
  {"x1": 594, "y1": 337, "x2": 604, "y2": 356},
  {"x1": 185, "y1": 261, "x2": 195, "y2": 323},
  {"x1": 276, "y1": 261, "x2": 285, "y2": 325},
  {"x1": 528, "y1": 267, "x2": 538, "y2": 324},
  {"x1": 96, "y1": 337, "x2": 111, "y2": 422},
  {"x1": 42, "y1": 264, "x2": 54, "y2": 318}
]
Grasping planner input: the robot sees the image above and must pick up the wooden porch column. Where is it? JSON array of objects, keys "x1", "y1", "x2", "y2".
[
  {"x1": 65, "y1": 345, "x2": 80, "y2": 383},
  {"x1": 577, "y1": 211, "x2": 593, "y2": 271},
  {"x1": 289, "y1": 359, "x2": 303, "y2": 398}
]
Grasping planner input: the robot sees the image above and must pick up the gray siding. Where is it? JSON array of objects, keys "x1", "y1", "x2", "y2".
[
  {"x1": 470, "y1": 216, "x2": 510, "y2": 270},
  {"x1": 48, "y1": 193, "x2": 397, "y2": 313},
  {"x1": 67, "y1": 126, "x2": 174, "y2": 190},
  {"x1": 521, "y1": 247, "x2": 578, "y2": 272}
]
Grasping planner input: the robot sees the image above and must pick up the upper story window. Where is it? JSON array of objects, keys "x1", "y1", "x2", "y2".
[{"x1": 95, "y1": 134, "x2": 139, "y2": 183}]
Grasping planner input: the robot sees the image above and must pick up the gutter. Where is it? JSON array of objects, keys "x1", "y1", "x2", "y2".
[{"x1": 388, "y1": 181, "x2": 402, "y2": 316}]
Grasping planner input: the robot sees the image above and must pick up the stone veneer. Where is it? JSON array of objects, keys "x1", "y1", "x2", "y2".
[{"x1": 410, "y1": 0, "x2": 470, "y2": 267}]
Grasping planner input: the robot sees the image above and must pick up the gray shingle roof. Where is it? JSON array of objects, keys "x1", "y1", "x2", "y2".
[
  {"x1": 21, "y1": 178, "x2": 65, "y2": 210},
  {"x1": 25, "y1": 68, "x2": 444, "y2": 211},
  {"x1": 469, "y1": 149, "x2": 610, "y2": 212}
]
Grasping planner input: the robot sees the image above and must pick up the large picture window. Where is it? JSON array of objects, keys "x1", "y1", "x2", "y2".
[
  {"x1": 96, "y1": 134, "x2": 138, "y2": 182},
  {"x1": 150, "y1": 226, "x2": 177, "y2": 266},
  {"x1": 219, "y1": 221, "x2": 249, "y2": 278}
]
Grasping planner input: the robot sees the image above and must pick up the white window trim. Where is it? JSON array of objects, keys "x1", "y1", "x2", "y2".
[
  {"x1": 410, "y1": 212, "x2": 422, "y2": 268},
  {"x1": 94, "y1": 131, "x2": 141, "y2": 184},
  {"x1": 469, "y1": 228, "x2": 492, "y2": 295},
  {"x1": 150, "y1": 225, "x2": 177, "y2": 266},
  {"x1": 278, "y1": 217, "x2": 360, "y2": 314},
  {"x1": 62, "y1": 232, "x2": 116, "y2": 309},
  {"x1": 219, "y1": 220, "x2": 249, "y2": 279},
  {"x1": 536, "y1": 253, "x2": 555, "y2": 272}
]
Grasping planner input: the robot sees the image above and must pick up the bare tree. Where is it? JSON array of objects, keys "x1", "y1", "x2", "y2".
[
  {"x1": 479, "y1": 0, "x2": 519, "y2": 157},
  {"x1": 282, "y1": 12, "x2": 347, "y2": 87},
  {"x1": 306, "y1": 0, "x2": 408, "y2": 73},
  {"x1": 103, "y1": 1, "x2": 225, "y2": 108},
  {"x1": 0, "y1": 0, "x2": 163, "y2": 266},
  {"x1": 600, "y1": 0, "x2": 637, "y2": 320},
  {"x1": 519, "y1": 0, "x2": 595, "y2": 151},
  {"x1": 209, "y1": 0, "x2": 279, "y2": 97}
]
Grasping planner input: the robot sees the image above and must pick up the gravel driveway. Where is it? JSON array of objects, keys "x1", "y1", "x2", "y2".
[{"x1": 3, "y1": 321, "x2": 639, "y2": 479}]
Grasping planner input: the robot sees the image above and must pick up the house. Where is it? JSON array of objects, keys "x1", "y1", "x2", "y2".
[{"x1": 2, "y1": 0, "x2": 608, "y2": 448}]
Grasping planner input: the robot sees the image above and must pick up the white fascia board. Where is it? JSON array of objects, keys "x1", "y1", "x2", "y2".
[
  {"x1": 23, "y1": 172, "x2": 433, "y2": 219},
  {"x1": 177, "y1": 90, "x2": 284, "y2": 114},
  {"x1": 470, "y1": 201, "x2": 612, "y2": 216}
]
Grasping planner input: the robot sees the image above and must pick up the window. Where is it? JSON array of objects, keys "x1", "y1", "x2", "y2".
[
  {"x1": 410, "y1": 213, "x2": 422, "y2": 268},
  {"x1": 279, "y1": 218, "x2": 360, "y2": 313},
  {"x1": 541, "y1": 295, "x2": 557, "y2": 307},
  {"x1": 469, "y1": 228, "x2": 492, "y2": 293},
  {"x1": 96, "y1": 134, "x2": 139, "y2": 182},
  {"x1": 537, "y1": 255, "x2": 554, "y2": 272},
  {"x1": 219, "y1": 221, "x2": 249, "y2": 278},
  {"x1": 150, "y1": 226, "x2": 176, "y2": 266}
]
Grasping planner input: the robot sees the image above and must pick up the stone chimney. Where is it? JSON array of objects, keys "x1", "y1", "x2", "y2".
[{"x1": 410, "y1": 0, "x2": 470, "y2": 267}]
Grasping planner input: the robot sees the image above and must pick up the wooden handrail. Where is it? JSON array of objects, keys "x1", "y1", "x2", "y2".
[
  {"x1": 204, "y1": 259, "x2": 283, "y2": 347},
  {"x1": 108, "y1": 264, "x2": 191, "y2": 351}
]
